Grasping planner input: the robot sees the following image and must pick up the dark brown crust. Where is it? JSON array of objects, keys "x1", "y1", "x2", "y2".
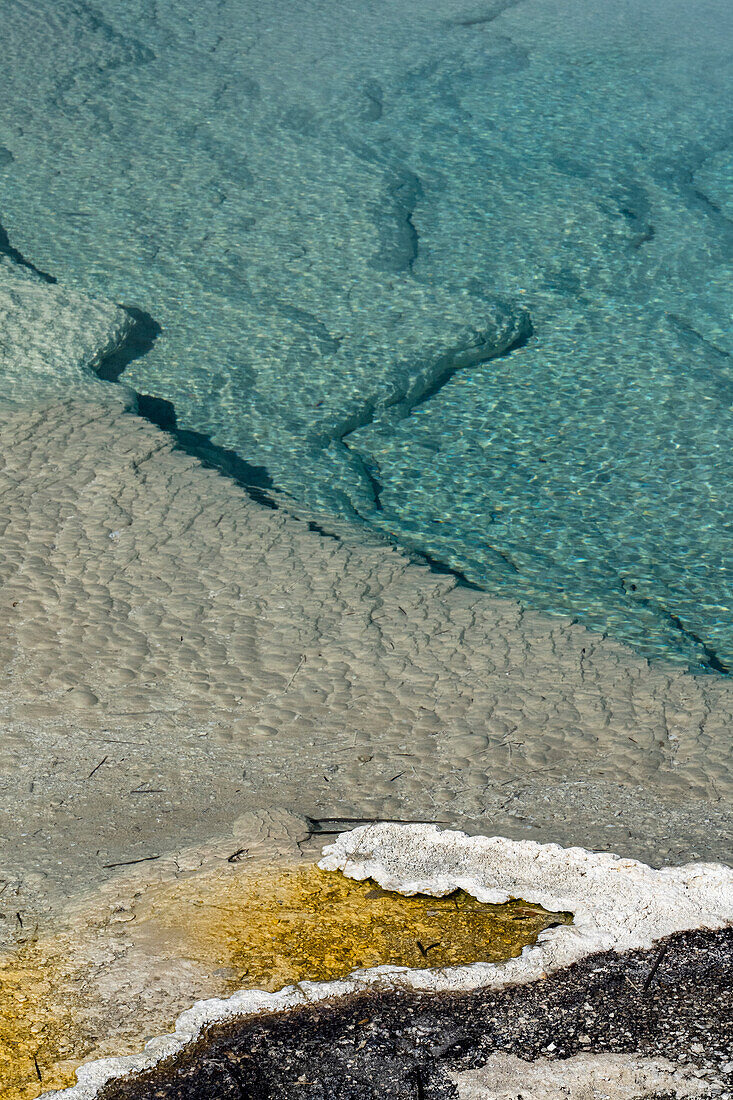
[{"x1": 99, "y1": 927, "x2": 733, "y2": 1099}]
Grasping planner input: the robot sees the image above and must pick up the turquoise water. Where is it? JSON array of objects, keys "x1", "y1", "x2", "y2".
[{"x1": 1, "y1": 0, "x2": 732, "y2": 670}]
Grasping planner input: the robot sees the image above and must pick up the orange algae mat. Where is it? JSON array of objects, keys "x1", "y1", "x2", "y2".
[{"x1": 0, "y1": 865, "x2": 568, "y2": 1099}]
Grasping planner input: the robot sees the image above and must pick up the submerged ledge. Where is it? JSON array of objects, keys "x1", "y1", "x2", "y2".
[{"x1": 47, "y1": 825, "x2": 733, "y2": 1099}]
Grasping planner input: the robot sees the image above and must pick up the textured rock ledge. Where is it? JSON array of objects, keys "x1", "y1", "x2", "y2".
[
  {"x1": 47, "y1": 825, "x2": 733, "y2": 1099},
  {"x1": 0, "y1": 256, "x2": 134, "y2": 409}
]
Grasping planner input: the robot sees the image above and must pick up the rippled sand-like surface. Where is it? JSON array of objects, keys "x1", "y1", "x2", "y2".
[
  {"x1": 1, "y1": 397, "x2": 732, "y2": 910},
  {"x1": 0, "y1": 399, "x2": 731, "y2": 1096}
]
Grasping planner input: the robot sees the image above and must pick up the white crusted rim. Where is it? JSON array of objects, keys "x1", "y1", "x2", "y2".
[{"x1": 47, "y1": 825, "x2": 733, "y2": 1098}]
